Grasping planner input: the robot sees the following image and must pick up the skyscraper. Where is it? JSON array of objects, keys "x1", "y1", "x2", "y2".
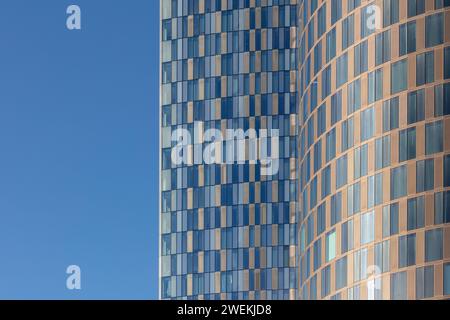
[
  {"x1": 297, "y1": 0, "x2": 450, "y2": 300},
  {"x1": 160, "y1": 0, "x2": 298, "y2": 300},
  {"x1": 161, "y1": 0, "x2": 450, "y2": 300}
]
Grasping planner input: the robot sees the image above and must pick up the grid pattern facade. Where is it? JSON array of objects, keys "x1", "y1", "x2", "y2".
[
  {"x1": 160, "y1": 0, "x2": 298, "y2": 300},
  {"x1": 297, "y1": 0, "x2": 450, "y2": 300}
]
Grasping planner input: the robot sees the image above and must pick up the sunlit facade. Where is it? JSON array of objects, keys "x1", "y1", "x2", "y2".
[
  {"x1": 297, "y1": 0, "x2": 450, "y2": 300},
  {"x1": 160, "y1": 0, "x2": 298, "y2": 300},
  {"x1": 160, "y1": 0, "x2": 450, "y2": 301}
]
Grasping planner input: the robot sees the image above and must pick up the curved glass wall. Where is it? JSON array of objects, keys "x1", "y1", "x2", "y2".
[{"x1": 297, "y1": 0, "x2": 450, "y2": 300}]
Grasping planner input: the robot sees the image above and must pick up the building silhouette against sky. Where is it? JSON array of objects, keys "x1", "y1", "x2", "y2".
[
  {"x1": 160, "y1": 0, "x2": 450, "y2": 300},
  {"x1": 160, "y1": 0, "x2": 298, "y2": 300}
]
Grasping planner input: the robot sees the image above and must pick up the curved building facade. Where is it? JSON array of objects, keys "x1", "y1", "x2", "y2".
[
  {"x1": 160, "y1": 0, "x2": 298, "y2": 300},
  {"x1": 296, "y1": 0, "x2": 450, "y2": 300}
]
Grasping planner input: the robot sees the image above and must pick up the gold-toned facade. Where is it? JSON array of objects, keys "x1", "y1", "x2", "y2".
[{"x1": 297, "y1": 0, "x2": 450, "y2": 300}]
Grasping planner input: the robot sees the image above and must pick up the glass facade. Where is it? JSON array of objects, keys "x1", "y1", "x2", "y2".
[
  {"x1": 297, "y1": 0, "x2": 450, "y2": 300},
  {"x1": 160, "y1": 0, "x2": 298, "y2": 300},
  {"x1": 161, "y1": 0, "x2": 450, "y2": 300}
]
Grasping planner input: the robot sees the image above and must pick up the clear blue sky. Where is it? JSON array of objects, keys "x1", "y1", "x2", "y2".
[{"x1": 0, "y1": 1, "x2": 159, "y2": 299}]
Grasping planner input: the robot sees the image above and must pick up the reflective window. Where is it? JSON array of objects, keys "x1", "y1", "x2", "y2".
[
  {"x1": 434, "y1": 83, "x2": 450, "y2": 116},
  {"x1": 314, "y1": 43, "x2": 322, "y2": 76},
  {"x1": 331, "y1": 91, "x2": 342, "y2": 125},
  {"x1": 326, "y1": 229, "x2": 336, "y2": 262},
  {"x1": 326, "y1": 28, "x2": 337, "y2": 62},
  {"x1": 336, "y1": 53, "x2": 348, "y2": 88},
  {"x1": 342, "y1": 14, "x2": 354, "y2": 49},
  {"x1": 354, "y1": 248, "x2": 368, "y2": 282},
  {"x1": 416, "y1": 51, "x2": 434, "y2": 86},
  {"x1": 341, "y1": 220, "x2": 354, "y2": 254},
  {"x1": 383, "y1": 97, "x2": 399, "y2": 132},
  {"x1": 336, "y1": 155, "x2": 348, "y2": 189},
  {"x1": 391, "y1": 58, "x2": 408, "y2": 94},
  {"x1": 331, "y1": 192, "x2": 342, "y2": 226},
  {"x1": 383, "y1": 203, "x2": 399, "y2": 237},
  {"x1": 313, "y1": 239, "x2": 322, "y2": 271},
  {"x1": 391, "y1": 271, "x2": 407, "y2": 300},
  {"x1": 445, "y1": 46, "x2": 450, "y2": 79},
  {"x1": 347, "y1": 182, "x2": 361, "y2": 215},
  {"x1": 361, "y1": 4, "x2": 375, "y2": 38},
  {"x1": 314, "y1": 140, "x2": 322, "y2": 173},
  {"x1": 335, "y1": 256, "x2": 347, "y2": 290},
  {"x1": 317, "y1": 4, "x2": 327, "y2": 37},
  {"x1": 321, "y1": 265, "x2": 331, "y2": 298},
  {"x1": 341, "y1": 118, "x2": 354, "y2": 151},
  {"x1": 416, "y1": 265, "x2": 434, "y2": 299},
  {"x1": 368, "y1": 68, "x2": 383, "y2": 103},
  {"x1": 331, "y1": 0, "x2": 342, "y2": 24},
  {"x1": 354, "y1": 144, "x2": 368, "y2": 179},
  {"x1": 322, "y1": 65, "x2": 331, "y2": 99},
  {"x1": 425, "y1": 121, "x2": 443, "y2": 155},
  {"x1": 444, "y1": 263, "x2": 450, "y2": 296},
  {"x1": 375, "y1": 135, "x2": 391, "y2": 170},
  {"x1": 425, "y1": 228, "x2": 443, "y2": 262},
  {"x1": 408, "y1": 0, "x2": 425, "y2": 17},
  {"x1": 407, "y1": 89, "x2": 425, "y2": 124},
  {"x1": 416, "y1": 159, "x2": 434, "y2": 192},
  {"x1": 407, "y1": 196, "x2": 425, "y2": 230},
  {"x1": 425, "y1": 13, "x2": 443, "y2": 48},
  {"x1": 361, "y1": 107, "x2": 375, "y2": 142},
  {"x1": 368, "y1": 173, "x2": 383, "y2": 208},
  {"x1": 375, "y1": 240, "x2": 390, "y2": 273},
  {"x1": 383, "y1": 0, "x2": 399, "y2": 27},
  {"x1": 326, "y1": 128, "x2": 337, "y2": 162},
  {"x1": 361, "y1": 211, "x2": 375, "y2": 245},
  {"x1": 317, "y1": 202, "x2": 326, "y2": 235},
  {"x1": 445, "y1": 155, "x2": 450, "y2": 187},
  {"x1": 399, "y1": 233, "x2": 416, "y2": 268},
  {"x1": 399, "y1": 21, "x2": 416, "y2": 56},
  {"x1": 375, "y1": 30, "x2": 391, "y2": 66},
  {"x1": 399, "y1": 127, "x2": 416, "y2": 162},
  {"x1": 391, "y1": 165, "x2": 407, "y2": 200},
  {"x1": 354, "y1": 40, "x2": 368, "y2": 76},
  {"x1": 310, "y1": 275, "x2": 317, "y2": 300},
  {"x1": 434, "y1": 191, "x2": 450, "y2": 224}
]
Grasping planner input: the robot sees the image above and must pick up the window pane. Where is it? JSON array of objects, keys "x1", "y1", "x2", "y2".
[
  {"x1": 391, "y1": 165, "x2": 407, "y2": 200},
  {"x1": 444, "y1": 263, "x2": 450, "y2": 296},
  {"x1": 445, "y1": 155, "x2": 450, "y2": 188},
  {"x1": 326, "y1": 230, "x2": 336, "y2": 262},
  {"x1": 425, "y1": 121, "x2": 443, "y2": 155},
  {"x1": 391, "y1": 59, "x2": 407, "y2": 94},
  {"x1": 361, "y1": 211, "x2": 375, "y2": 245},
  {"x1": 391, "y1": 271, "x2": 407, "y2": 300},
  {"x1": 425, "y1": 228, "x2": 443, "y2": 262},
  {"x1": 335, "y1": 256, "x2": 347, "y2": 290},
  {"x1": 425, "y1": 13, "x2": 443, "y2": 48},
  {"x1": 445, "y1": 47, "x2": 450, "y2": 79}
]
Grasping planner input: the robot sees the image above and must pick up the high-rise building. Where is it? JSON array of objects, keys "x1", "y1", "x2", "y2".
[
  {"x1": 160, "y1": 0, "x2": 450, "y2": 300},
  {"x1": 160, "y1": 0, "x2": 298, "y2": 300},
  {"x1": 297, "y1": 0, "x2": 450, "y2": 300}
]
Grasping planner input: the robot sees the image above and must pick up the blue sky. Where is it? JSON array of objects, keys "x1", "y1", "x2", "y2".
[{"x1": 0, "y1": 1, "x2": 159, "y2": 299}]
